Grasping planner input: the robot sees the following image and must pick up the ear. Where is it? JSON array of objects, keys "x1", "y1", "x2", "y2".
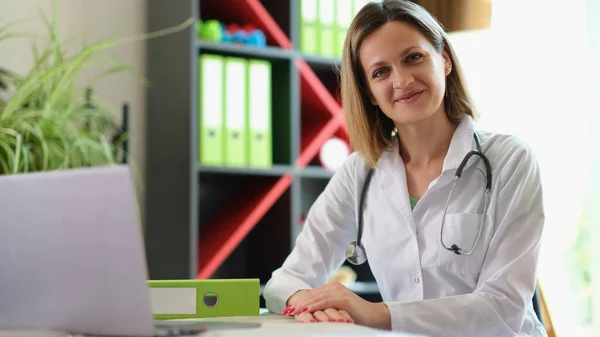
[
  {"x1": 370, "y1": 96, "x2": 377, "y2": 105},
  {"x1": 442, "y1": 47, "x2": 452, "y2": 76}
]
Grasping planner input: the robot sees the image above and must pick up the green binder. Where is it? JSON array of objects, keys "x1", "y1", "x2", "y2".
[
  {"x1": 224, "y1": 57, "x2": 248, "y2": 167},
  {"x1": 335, "y1": 0, "x2": 354, "y2": 58},
  {"x1": 148, "y1": 279, "x2": 260, "y2": 320},
  {"x1": 319, "y1": 0, "x2": 336, "y2": 57},
  {"x1": 198, "y1": 54, "x2": 224, "y2": 166},
  {"x1": 300, "y1": 0, "x2": 319, "y2": 55},
  {"x1": 247, "y1": 59, "x2": 272, "y2": 168}
]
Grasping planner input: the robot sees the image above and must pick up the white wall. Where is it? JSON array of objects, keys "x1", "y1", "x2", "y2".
[{"x1": 0, "y1": 0, "x2": 147, "y2": 218}]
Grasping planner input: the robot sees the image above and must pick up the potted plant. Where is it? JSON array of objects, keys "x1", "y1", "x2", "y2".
[{"x1": 0, "y1": 3, "x2": 192, "y2": 175}]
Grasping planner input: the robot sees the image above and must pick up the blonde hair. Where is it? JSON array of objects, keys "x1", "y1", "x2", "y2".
[{"x1": 340, "y1": 0, "x2": 476, "y2": 168}]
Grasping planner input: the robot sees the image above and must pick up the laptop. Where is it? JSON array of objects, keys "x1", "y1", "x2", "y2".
[{"x1": 0, "y1": 165, "x2": 259, "y2": 336}]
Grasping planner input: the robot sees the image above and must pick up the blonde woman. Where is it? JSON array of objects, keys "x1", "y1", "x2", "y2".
[{"x1": 264, "y1": 1, "x2": 546, "y2": 336}]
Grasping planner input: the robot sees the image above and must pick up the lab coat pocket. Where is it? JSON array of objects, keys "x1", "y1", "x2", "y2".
[{"x1": 437, "y1": 213, "x2": 486, "y2": 275}]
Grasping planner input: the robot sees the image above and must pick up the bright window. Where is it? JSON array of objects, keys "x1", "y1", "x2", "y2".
[{"x1": 448, "y1": 0, "x2": 599, "y2": 335}]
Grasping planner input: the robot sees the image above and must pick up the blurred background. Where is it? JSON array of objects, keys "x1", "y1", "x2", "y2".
[{"x1": 0, "y1": 1, "x2": 598, "y2": 336}]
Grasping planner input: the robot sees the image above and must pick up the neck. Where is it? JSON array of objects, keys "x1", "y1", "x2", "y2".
[{"x1": 396, "y1": 111, "x2": 456, "y2": 168}]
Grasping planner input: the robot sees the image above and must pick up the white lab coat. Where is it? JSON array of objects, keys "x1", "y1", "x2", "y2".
[{"x1": 263, "y1": 114, "x2": 548, "y2": 337}]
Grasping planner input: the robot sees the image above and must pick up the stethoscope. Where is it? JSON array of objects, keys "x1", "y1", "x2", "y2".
[{"x1": 345, "y1": 132, "x2": 492, "y2": 265}]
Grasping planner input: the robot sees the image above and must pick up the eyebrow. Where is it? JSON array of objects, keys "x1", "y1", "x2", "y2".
[{"x1": 367, "y1": 46, "x2": 421, "y2": 72}]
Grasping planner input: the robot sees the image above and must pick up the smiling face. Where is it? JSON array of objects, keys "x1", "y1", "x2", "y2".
[{"x1": 360, "y1": 20, "x2": 452, "y2": 126}]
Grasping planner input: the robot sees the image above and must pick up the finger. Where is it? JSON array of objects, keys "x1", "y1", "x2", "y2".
[
  {"x1": 312, "y1": 310, "x2": 335, "y2": 323},
  {"x1": 295, "y1": 312, "x2": 317, "y2": 323},
  {"x1": 288, "y1": 290, "x2": 330, "y2": 316},
  {"x1": 324, "y1": 308, "x2": 346, "y2": 323},
  {"x1": 305, "y1": 298, "x2": 339, "y2": 314},
  {"x1": 282, "y1": 304, "x2": 294, "y2": 315},
  {"x1": 337, "y1": 309, "x2": 354, "y2": 323}
]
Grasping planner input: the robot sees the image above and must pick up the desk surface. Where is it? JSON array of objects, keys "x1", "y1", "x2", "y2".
[
  {"x1": 0, "y1": 313, "x2": 424, "y2": 337},
  {"x1": 180, "y1": 313, "x2": 423, "y2": 337}
]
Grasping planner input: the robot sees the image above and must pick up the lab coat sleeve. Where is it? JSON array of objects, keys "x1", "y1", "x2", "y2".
[
  {"x1": 263, "y1": 154, "x2": 361, "y2": 315},
  {"x1": 384, "y1": 141, "x2": 545, "y2": 336}
]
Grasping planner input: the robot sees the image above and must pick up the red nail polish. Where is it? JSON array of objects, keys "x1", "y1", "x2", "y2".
[
  {"x1": 328, "y1": 318, "x2": 334, "y2": 322},
  {"x1": 310, "y1": 319, "x2": 316, "y2": 322},
  {"x1": 338, "y1": 319, "x2": 345, "y2": 322},
  {"x1": 346, "y1": 319, "x2": 353, "y2": 323},
  {"x1": 301, "y1": 307, "x2": 307, "y2": 313}
]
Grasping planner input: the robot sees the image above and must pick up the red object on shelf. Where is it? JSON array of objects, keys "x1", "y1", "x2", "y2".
[
  {"x1": 241, "y1": 23, "x2": 258, "y2": 33},
  {"x1": 200, "y1": 0, "x2": 292, "y2": 49},
  {"x1": 197, "y1": 175, "x2": 293, "y2": 279},
  {"x1": 226, "y1": 23, "x2": 241, "y2": 33}
]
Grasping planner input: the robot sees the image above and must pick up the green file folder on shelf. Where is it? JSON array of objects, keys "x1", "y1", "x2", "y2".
[
  {"x1": 335, "y1": 0, "x2": 354, "y2": 58},
  {"x1": 148, "y1": 279, "x2": 260, "y2": 320},
  {"x1": 247, "y1": 59, "x2": 272, "y2": 168},
  {"x1": 198, "y1": 54, "x2": 224, "y2": 166},
  {"x1": 224, "y1": 57, "x2": 248, "y2": 167},
  {"x1": 319, "y1": 0, "x2": 336, "y2": 57},
  {"x1": 300, "y1": 0, "x2": 319, "y2": 55}
]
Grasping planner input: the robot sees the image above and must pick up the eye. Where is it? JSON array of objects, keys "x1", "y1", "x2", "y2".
[
  {"x1": 406, "y1": 53, "x2": 423, "y2": 63},
  {"x1": 372, "y1": 68, "x2": 388, "y2": 78}
]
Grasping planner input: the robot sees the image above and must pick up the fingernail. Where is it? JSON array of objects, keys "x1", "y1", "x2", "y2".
[
  {"x1": 301, "y1": 307, "x2": 307, "y2": 313},
  {"x1": 346, "y1": 319, "x2": 353, "y2": 323},
  {"x1": 328, "y1": 318, "x2": 334, "y2": 322},
  {"x1": 310, "y1": 319, "x2": 316, "y2": 323},
  {"x1": 338, "y1": 319, "x2": 345, "y2": 322}
]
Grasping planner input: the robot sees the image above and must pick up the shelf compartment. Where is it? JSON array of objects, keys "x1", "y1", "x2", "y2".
[
  {"x1": 297, "y1": 58, "x2": 342, "y2": 119},
  {"x1": 298, "y1": 115, "x2": 344, "y2": 168},
  {"x1": 197, "y1": 173, "x2": 293, "y2": 279},
  {"x1": 199, "y1": 0, "x2": 292, "y2": 49},
  {"x1": 304, "y1": 122, "x2": 351, "y2": 172},
  {"x1": 210, "y1": 188, "x2": 291, "y2": 286},
  {"x1": 196, "y1": 55, "x2": 292, "y2": 166},
  {"x1": 197, "y1": 40, "x2": 293, "y2": 60}
]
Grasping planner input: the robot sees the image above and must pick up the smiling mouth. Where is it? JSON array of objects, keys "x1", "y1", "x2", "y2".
[{"x1": 395, "y1": 90, "x2": 423, "y2": 104}]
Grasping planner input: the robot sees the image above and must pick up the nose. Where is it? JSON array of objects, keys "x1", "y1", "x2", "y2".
[{"x1": 392, "y1": 66, "x2": 414, "y2": 89}]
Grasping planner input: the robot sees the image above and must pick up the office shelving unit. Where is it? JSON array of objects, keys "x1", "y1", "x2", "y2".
[
  {"x1": 145, "y1": 0, "x2": 376, "y2": 292},
  {"x1": 145, "y1": 0, "x2": 491, "y2": 303}
]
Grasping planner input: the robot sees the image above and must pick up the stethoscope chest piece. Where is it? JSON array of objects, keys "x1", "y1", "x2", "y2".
[{"x1": 345, "y1": 241, "x2": 367, "y2": 265}]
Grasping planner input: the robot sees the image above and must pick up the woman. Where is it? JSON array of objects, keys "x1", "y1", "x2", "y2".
[{"x1": 263, "y1": 1, "x2": 546, "y2": 336}]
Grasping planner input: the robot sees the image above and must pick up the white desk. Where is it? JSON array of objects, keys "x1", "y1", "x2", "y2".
[
  {"x1": 0, "y1": 314, "x2": 424, "y2": 337},
  {"x1": 179, "y1": 312, "x2": 423, "y2": 337}
]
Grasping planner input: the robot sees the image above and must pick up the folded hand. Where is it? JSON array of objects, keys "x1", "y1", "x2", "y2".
[
  {"x1": 284, "y1": 281, "x2": 390, "y2": 329},
  {"x1": 282, "y1": 288, "x2": 354, "y2": 323}
]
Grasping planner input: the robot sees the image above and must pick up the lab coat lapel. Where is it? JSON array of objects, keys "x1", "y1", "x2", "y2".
[
  {"x1": 377, "y1": 141, "x2": 417, "y2": 234},
  {"x1": 442, "y1": 114, "x2": 477, "y2": 173},
  {"x1": 431, "y1": 114, "x2": 478, "y2": 189}
]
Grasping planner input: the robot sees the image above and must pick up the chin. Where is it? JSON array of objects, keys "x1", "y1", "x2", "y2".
[{"x1": 390, "y1": 108, "x2": 434, "y2": 126}]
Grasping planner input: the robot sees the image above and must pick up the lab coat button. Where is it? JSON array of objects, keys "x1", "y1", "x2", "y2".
[{"x1": 414, "y1": 277, "x2": 420, "y2": 284}]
